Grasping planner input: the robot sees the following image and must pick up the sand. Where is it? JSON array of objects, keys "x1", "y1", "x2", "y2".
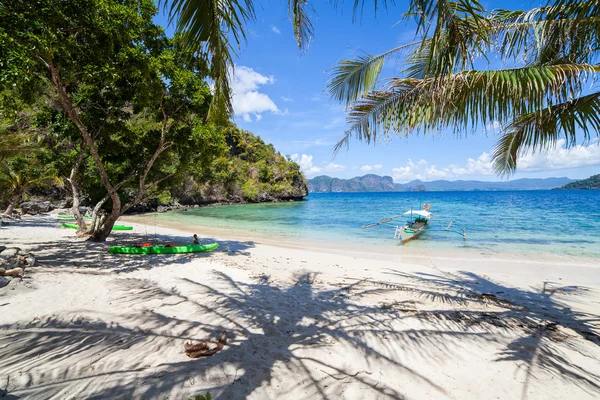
[{"x1": 1, "y1": 214, "x2": 599, "y2": 399}]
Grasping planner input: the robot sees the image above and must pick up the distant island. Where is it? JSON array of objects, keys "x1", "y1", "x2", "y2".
[
  {"x1": 554, "y1": 174, "x2": 600, "y2": 190},
  {"x1": 308, "y1": 174, "x2": 575, "y2": 192}
]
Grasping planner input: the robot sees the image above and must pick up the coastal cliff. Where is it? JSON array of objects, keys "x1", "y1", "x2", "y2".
[{"x1": 11, "y1": 129, "x2": 308, "y2": 215}]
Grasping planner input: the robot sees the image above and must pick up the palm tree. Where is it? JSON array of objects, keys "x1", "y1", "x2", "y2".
[
  {"x1": 327, "y1": 0, "x2": 600, "y2": 175},
  {"x1": 161, "y1": 0, "x2": 385, "y2": 121},
  {"x1": 0, "y1": 162, "x2": 62, "y2": 217}
]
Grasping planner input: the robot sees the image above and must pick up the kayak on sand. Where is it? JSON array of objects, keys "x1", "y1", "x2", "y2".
[
  {"x1": 61, "y1": 222, "x2": 133, "y2": 231},
  {"x1": 109, "y1": 243, "x2": 219, "y2": 254},
  {"x1": 57, "y1": 215, "x2": 91, "y2": 220}
]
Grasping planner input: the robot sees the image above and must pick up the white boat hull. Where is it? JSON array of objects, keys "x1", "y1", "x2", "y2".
[{"x1": 396, "y1": 224, "x2": 427, "y2": 243}]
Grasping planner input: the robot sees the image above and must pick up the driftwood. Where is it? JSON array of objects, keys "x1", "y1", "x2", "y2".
[
  {"x1": 0, "y1": 267, "x2": 23, "y2": 276},
  {"x1": 185, "y1": 331, "x2": 227, "y2": 358}
]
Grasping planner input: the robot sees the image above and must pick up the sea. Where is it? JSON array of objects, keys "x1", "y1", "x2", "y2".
[{"x1": 148, "y1": 191, "x2": 600, "y2": 259}]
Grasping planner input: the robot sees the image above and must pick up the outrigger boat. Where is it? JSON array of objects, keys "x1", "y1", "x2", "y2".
[
  {"x1": 395, "y1": 208, "x2": 432, "y2": 243},
  {"x1": 362, "y1": 203, "x2": 466, "y2": 244}
]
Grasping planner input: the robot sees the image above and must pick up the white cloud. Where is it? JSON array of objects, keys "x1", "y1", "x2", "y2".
[
  {"x1": 391, "y1": 139, "x2": 600, "y2": 183},
  {"x1": 281, "y1": 96, "x2": 293, "y2": 102},
  {"x1": 255, "y1": 114, "x2": 263, "y2": 121},
  {"x1": 290, "y1": 153, "x2": 345, "y2": 176},
  {"x1": 518, "y1": 138, "x2": 600, "y2": 171},
  {"x1": 232, "y1": 66, "x2": 279, "y2": 122},
  {"x1": 360, "y1": 164, "x2": 383, "y2": 172},
  {"x1": 392, "y1": 159, "x2": 453, "y2": 183},
  {"x1": 485, "y1": 120, "x2": 502, "y2": 132},
  {"x1": 271, "y1": 25, "x2": 281, "y2": 34}
]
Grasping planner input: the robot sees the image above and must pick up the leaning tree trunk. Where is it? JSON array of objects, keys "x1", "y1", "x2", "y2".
[
  {"x1": 85, "y1": 194, "x2": 110, "y2": 237},
  {"x1": 69, "y1": 142, "x2": 87, "y2": 232},
  {"x1": 91, "y1": 208, "x2": 121, "y2": 242},
  {"x1": 2, "y1": 193, "x2": 22, "y2": 217},
  {"x1": 48, "y1": 62, "x2": 173, "y2": 242}
]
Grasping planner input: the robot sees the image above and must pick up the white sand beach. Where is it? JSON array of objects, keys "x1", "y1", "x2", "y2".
[{"x1": 1, "y1": 215, "x2": 599, "y2": 399}]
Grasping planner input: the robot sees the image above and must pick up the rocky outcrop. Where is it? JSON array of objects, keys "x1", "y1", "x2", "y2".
[
  {"x1": 19, "y1": 201, "x2": 54, "y2": 214},
  {"x1": 0, "y1": 247, "x2": 35, "y2": 289}
]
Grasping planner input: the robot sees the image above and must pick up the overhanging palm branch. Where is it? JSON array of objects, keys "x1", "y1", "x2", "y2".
[
  {"x1": 161, "y1": 0, "x2": 255, "y2": 122},
  {"x1": 162, "y1": 0, "x2": 415, "y2": 120},
  {"x1": 336, "y1": 64, "x2": 599, "y2": 151},
  {"x1": 327, "y1": 41, "x2": 421, "y2": 105},
  {"x1": 492, "y1": 91, "x2": 600, "y2": 175},
  {"x1": 330, "y1": 0, "x2": 600, "y2": 174}
]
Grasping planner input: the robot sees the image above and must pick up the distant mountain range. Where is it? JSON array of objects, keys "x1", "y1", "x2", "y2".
[
  {"x1": 554, "y1": 174, "x2": 600, "y2": 190},
  {"x1": 308, "y1": 174, "x2": 576, "y2": 192}
]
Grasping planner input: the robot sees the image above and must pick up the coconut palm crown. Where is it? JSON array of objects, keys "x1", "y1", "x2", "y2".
[
  {"x1": 327, "y1": 0, "x2": 600, "y2": 175},
  {"x1": 161, "y1": 0, "x2": 394, "y2": 122}
]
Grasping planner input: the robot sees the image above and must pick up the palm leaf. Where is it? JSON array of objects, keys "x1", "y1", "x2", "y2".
[
  {"x1": 342, "y1": 64, "x2": 599, "y2": 144},
  {"x1": 288, "y1": 0, "x2": 315, "y2": 50},
  {"x1": 326, "y1": 41, "x2": 420, "y2": 105},
  {"x1": 492, "y1": 91, "x2": 600, "y2": 175},
  {"x1": 161, "y1": 0, "x2": 255, "y2": 122}
]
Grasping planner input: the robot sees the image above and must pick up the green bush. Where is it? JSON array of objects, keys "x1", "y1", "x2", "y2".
[{"x1": 242, "y1": 179, "x2": 260, "y2": 202}]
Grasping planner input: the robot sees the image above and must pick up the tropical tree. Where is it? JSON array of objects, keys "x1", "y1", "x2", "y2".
[
  {"x1": 0, "y1": 0, "x2": 216, "y2": 241},
  {"x1": 0, "y1": 156, "x2": 62, "y2": 217},
  {"x1": 327, "y1": 0, "x2": 600, "y2": 175}
]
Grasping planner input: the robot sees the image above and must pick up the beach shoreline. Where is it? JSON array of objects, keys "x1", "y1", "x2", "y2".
[
  {"x1": 122, "y1": 212, "x2": 600, "y2": 267},
  {"x1": 1, "y1": 214, "x2": 599, "y2": 399}
]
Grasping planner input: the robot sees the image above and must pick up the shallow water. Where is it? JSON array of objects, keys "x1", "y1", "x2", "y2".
[{"x1": 148, "y1": 190, "x2": 600, "y2": 258}]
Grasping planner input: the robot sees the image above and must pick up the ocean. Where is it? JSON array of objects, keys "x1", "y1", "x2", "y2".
[{"x1": 146, "y1": 190, "x2": 600, "y2": 259}]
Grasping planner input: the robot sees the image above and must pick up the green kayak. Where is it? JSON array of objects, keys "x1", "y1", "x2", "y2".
[
  {"x1": 109, "y1": 243, "x2": 219, "y2": 254},
  {"x1": 57, "y1": 215, "x2": 91, "y2": 219},
  {"x1": 61, "y1": 222, "x2": 133, "y2": 231}
]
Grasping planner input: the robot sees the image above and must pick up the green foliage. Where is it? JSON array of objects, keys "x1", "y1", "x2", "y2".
[
  {"x1": 186, "y1": 392, "x2": 210, "y2": 400},
  {"x1": 242, "y1": 179, "x2": 260, "y2": 202},
  {"x1": 0, "y1": 154, "x2": 62, "y2": 210},
  {"x1": 171, "y1": 126, "x2": 307, "y2": 204},
  {"x1": 0, "y1": 0, "x2": 306, "y2": 221},
  {"x1": 327, "y1": 0, "x2": 600, "y2": 175},
  {"x1": 557, "y1": 174, "x2": 600, "y2": 190}
]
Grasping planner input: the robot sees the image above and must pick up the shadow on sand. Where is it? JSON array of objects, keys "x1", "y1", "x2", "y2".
[
  {"x1": 0, "y1": 265, "x2": 599, "y2": 399},
  {"x1": 1, "y1": 218, "x2": 599, "y2": 399}
]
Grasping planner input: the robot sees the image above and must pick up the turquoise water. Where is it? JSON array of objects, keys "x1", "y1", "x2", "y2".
[{"x1": 150, "y1": 191, "x2": 600, "y2": 258}]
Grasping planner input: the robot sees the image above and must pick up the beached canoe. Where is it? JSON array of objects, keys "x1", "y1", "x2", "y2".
[
  {"x1": 108, "y1": 243, "x2": 219, "y2": 255},
  {"x1": 61, "y1": 222, "x2": 133, "y2": 231},
  {"x1": 57, "y1": 215, "x2": 91, "y2": 220}
]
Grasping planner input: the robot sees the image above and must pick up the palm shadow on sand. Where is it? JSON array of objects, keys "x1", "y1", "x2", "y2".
[
  {"x1": 1, "y1": 263, "x2": 599, "y2": 399},
  {"x1": 376, "y1": 268, "x2": 600, "y2": 399},
  {"x1": 0, "y1": 270, "x2": 452, "y2": 399}
]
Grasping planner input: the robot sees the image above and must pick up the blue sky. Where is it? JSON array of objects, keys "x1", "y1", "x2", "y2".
[{"x1": 156, "y1": 0, "x2": 600, "y2": 182}]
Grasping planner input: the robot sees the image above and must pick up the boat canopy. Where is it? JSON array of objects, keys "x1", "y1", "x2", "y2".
[{"x1": 403, "y1": 210, "x2": 431, "y2": 218}]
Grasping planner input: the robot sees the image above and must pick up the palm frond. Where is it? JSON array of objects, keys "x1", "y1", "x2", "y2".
[
  {"x1": 326, "y1": 41, "x2": 420, "y2": 105},
  {"x1": 407, "y1": 0, "x2": 492, "y2": 77},
  {"x1": 493, "y1": 2, "x2": 600, "y2": 65},
  {"x1": 161, "y1": 0, "x2": 255, "y2": 122},
  {"x1": 492, "y1": 91, "x2": 600, "y2": 175},
  {"x1": 344, "y1": 64, "x2": 599, "y2": 142},
  {"x1": 288, "y1": 0, "x2": 315, "y2": 50}
]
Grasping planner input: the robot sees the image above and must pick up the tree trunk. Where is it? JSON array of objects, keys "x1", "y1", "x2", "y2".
[
  {"x1": 91, "y1": 208, "x2": 120, "y2": 242},
  {"x1": 48, "y1": 61, "x2": 122, "y2": 241},
  {"x1": 2, "y1": 194, "x2": 21, "y2": 217},
  {"x1": 70, "y1": 142, "x2": 87, "y2": 231},
  {"x1": 86, "y1": 194, "x2": 109, "y2": 237}
]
